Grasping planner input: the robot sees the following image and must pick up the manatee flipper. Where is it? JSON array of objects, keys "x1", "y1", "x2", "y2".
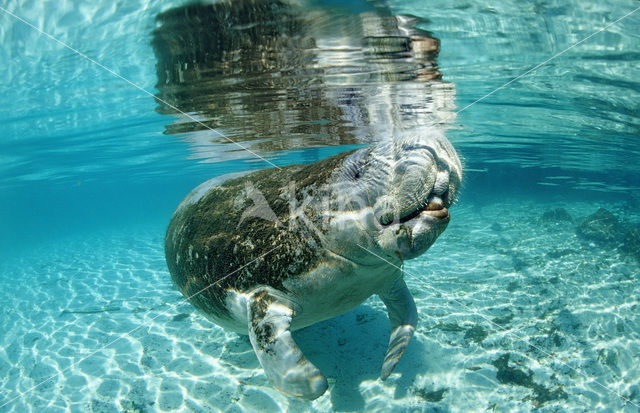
[
  {"x1": 378, "y1": 277, "x2": 417, "y2": 380},
  {"x1": 247, "y1": 288, "x2": 328, "y2": 400}
]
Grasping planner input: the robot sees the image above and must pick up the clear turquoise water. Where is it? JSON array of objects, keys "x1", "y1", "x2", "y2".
[{"x1": 1, "y1": 0, "x2": 639, "y2": 411}]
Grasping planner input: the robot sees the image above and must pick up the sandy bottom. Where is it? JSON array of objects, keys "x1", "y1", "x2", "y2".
[{"x1": 1, "y1": 199, "x2": 639, "y2": 412}]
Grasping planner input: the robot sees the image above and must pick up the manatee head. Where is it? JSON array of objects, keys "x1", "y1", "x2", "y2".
[{"x1": 323, "y1": 128, "x2": 462, "y2": 263}]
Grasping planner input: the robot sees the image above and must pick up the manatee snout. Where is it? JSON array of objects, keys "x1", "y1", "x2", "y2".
[
  {"x1": 432, "y1": 169, "x2": 450, "y2": 196},
  {"x1": 374, "y1": 146, "x2": 455, "y2": 226}
]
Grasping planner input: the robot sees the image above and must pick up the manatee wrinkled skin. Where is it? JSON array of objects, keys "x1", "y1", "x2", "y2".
[{"x1": 165, "y1": 131, "x2": 462, "y2": 400}]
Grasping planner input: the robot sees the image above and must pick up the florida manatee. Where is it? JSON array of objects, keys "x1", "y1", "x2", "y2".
[{"x1": 165, "y1": 130, "x2": 462, "y2": 399}]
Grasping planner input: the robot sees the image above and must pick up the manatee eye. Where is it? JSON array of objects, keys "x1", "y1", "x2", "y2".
[
  {"x1": 378, "y1": 211, "x2": 394, "y2": 226},
  {"x1": 342, "y1": 147, "x2": 371, "y2": 182},
  {"x1": 344, "y1": 157, "x2": 365, "y2": 182}
]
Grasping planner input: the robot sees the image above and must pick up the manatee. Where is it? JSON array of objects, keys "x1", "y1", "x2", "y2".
[{"x1": 164, "y1": 130, "x2": 462, "y2": 399}]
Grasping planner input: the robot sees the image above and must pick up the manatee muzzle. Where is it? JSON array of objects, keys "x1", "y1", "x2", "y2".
[{"x1": 374, "y1": 159, "x2": 452, "y2": 227}]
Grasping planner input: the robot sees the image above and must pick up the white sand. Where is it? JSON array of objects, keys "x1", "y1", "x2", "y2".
[{"x1": 0, "y1": 199, "x2": 639, "y2": 412}]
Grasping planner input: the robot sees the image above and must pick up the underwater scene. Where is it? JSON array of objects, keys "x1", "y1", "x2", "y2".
[{"x1": 1, "y1": 0, "x2": 639, "y2": 411}]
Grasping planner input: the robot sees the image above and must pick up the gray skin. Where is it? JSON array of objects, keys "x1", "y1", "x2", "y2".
[{"x1": 165, "y1": 129, "x2": 462, "y2": 400}]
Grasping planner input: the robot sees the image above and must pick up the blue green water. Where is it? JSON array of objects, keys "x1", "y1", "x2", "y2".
[{"x1": 1, "y1": 0, "x2": 639, "y2": 411}]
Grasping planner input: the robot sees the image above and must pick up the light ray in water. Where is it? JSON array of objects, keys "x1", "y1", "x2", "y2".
[{"x1": 356, "y1": 243, "x2": 640, "y2": 409}]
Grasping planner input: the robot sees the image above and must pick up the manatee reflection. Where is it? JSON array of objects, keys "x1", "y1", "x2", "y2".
[{"x1": 152, "y1": 0, "x2": 455, "y2": 161}]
